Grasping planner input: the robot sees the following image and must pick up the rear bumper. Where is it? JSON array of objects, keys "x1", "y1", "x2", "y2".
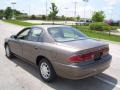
[{"x1": 53, "y1": 55, "x2": 112, "y2": 79}]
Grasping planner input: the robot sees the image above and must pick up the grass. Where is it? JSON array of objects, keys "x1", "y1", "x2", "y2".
[
  {"x1": 3, "y1": 20, "x2": 38, "y2": 26},
  {"x1": 75, "y1": 26, "x2": 120, "y2": 42},
  {"x1": 75, "y1": 26, "x2": 89, "y2": 30},
  {"x1": 74, "y1": 25, "x2": 120, "y2": 30}
]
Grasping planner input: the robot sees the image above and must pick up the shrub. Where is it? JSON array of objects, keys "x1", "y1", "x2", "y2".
[
  {"x1": 111, "y1": 26, "x2": 117, "y2": 30},
  {"x1": 30, "y1": 15, "x2": 36, "y2": 20},
  {"x1": 89, "y1": 22, "x2": 111, "y2": 31},
  {"x1": 16, "y1": 15, "x2": 30, "y2": 20},
  {"x1": 41, "y1": 15, "x2": 46, "y2": 20}
]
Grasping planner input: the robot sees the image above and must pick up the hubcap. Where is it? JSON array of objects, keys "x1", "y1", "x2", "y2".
[
  {"x1": 40, "y1": 62, "x2": 50, "y2": 79},
  {"x1": 6, "y1": 46, "x2": 10, "y2": 57}
]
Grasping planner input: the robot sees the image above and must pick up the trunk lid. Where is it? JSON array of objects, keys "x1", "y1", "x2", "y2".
[{"x1": 63, "y1": 39, "x2": 108, "y2": 50}]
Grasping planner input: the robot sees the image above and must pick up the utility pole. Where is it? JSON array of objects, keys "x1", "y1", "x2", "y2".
[
  {"x1": 73, "y1": 2, "x2": 78, "y2": 21},
  {"x1": 83, "y1": 0, "x2": 89, "y2": 21},
  {"x1": 11, "y1": 2, "x2": 16, "y2": 20},
  {"x1": 46, "y1": 0, "x2": 48, "y2": 21},
  {"x1": 64, "y1": 8, "x2": 68, "y2": 24},
  {"x1": 28, "y1": 1, "x2": 31, "y2": 16}
]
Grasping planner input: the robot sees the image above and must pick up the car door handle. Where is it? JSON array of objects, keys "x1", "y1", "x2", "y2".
[
  {"x1": 34, "y1": 47, "x2": 38, "y2": 50},
  {"x1": 11, "y1": 40, "x2": 17, "y2": 43}
]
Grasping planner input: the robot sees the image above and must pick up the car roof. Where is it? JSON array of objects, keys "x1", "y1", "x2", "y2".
[{"x1": 33, "y1": 25, "x2": 70, "y2": 30}]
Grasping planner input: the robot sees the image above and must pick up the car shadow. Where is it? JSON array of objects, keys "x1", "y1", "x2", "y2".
[{"x1": 10, "y1": 57, "x2": 118, "y2": 90}]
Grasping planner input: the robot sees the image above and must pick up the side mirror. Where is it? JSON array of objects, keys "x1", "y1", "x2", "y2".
[{"x1": 10, "y1": 35, "x2": 17, "y2": 39}]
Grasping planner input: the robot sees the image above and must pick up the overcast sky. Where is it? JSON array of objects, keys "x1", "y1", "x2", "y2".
[{"x1": 0, "y1": 0, "x2": 120, "y2": 20}]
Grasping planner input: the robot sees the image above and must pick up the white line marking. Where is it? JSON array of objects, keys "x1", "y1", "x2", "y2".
[
  {"x1": 0, "y1": 57, "x2": 4, "y2": 64},
  {"x1": 95, "y1": 76, "x2": 120, "y2": 89},
  {"x1": 0, "y1": 60, "x2": 4, "y2": 64}
]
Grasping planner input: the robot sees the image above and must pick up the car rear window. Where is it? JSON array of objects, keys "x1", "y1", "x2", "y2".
[{"x1": 48, "y1": 26, "x2": 88, "y2": 42}]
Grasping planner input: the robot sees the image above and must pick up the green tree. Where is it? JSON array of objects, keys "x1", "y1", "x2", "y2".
[
  {"x1": 4, "y1": 7, "x2": 13, "y2": 19},
  {"x1": 14, "y1": 10, "x2": 23, "y2": 16},
  {"x1": 48, "y1": 3, "x2": 58, "y2": 23},
  {"x1": 0, "y1": 10, "x2": 4, "y2": 19},
  {"x1": 76, "y1": 15, "x2": 80, "y2": 21},
  {"x1": 3, "y1": 7, "x2": 26, "y2": 20},
  {"x1": 42, "y1": 15, "x2": 46, "y2": 20},
  {"x1": 4, "y1": 7, "x2": 12, "y2": 19},
  {"x1": 61, "y1": 15, "x2": 65, "y2": 20},
  {"x1": 31, "y1": 15, "x2": 36, "y2": 20},
  {"x1": 92, "y1": 11, "x2": 105, "y2": 22}
]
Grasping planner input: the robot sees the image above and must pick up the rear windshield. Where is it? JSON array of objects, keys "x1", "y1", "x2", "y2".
[{"x1": 48, "y1": 26, "x2": 88, "y2": 42}]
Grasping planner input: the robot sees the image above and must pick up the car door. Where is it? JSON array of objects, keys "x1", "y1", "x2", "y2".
[
  {"x1": 9, "y1": 28, "x2": 31, "y2": 57},
  {"x1": 21, "y1": 27, "x2": 43, "y2": 63}
]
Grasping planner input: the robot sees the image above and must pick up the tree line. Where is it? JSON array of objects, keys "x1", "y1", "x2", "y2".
[
  {"x1": 0, "y1": 2, "x2": 108, "y2": 22},
  {"x1": 0, "y1": 7, "x2": 26, "y2": 19}
]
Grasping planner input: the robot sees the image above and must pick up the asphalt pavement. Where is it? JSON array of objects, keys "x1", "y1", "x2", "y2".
[{"x1": 0, "y1": 20, "x2": 120, "y2": 90}]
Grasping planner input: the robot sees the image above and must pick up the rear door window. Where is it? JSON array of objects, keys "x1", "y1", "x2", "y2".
[{"x1": 28, "y1": 27, "x2": 43, "y2": 42}]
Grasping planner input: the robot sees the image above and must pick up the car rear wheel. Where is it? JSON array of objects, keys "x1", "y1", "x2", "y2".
[
  {"x1": 5, "y1": 45, "x2": 13, "y2": 58},
  {"x1": 39, "y1": 58, "x2": 56, "y2": 82}
]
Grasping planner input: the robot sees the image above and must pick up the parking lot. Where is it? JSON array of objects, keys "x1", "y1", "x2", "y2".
[{"x1": 0, "y1": 20, "x2": 120, "y2": 90}]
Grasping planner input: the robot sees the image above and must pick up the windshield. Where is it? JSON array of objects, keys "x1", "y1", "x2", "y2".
[{"x1": 48, "y1": 26, "x2": 88, "y2": 42}]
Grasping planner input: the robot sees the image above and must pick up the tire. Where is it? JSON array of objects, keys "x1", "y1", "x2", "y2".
[
  {"x1": 39, "y1": 58, "x2": 56, "y2": 82},
  {"x1": 5, "y1": 45, "x2": 14, "y2": 58}
]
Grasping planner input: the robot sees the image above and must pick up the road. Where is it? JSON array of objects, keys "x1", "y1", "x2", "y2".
[{"x1": 0, "y1": 20, "x2": 120, "y2": 90}]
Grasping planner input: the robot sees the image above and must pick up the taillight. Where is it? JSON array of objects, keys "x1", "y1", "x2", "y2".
[
  {"x1": 102, "y1": 47, "x2": 109, "y2": 56},
  {"x1": 68, "y1": 53, "x2": 94, "y2": 63},
  {"x1": 68, "y1": 47, "x2": 109, "y2": 63}
]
